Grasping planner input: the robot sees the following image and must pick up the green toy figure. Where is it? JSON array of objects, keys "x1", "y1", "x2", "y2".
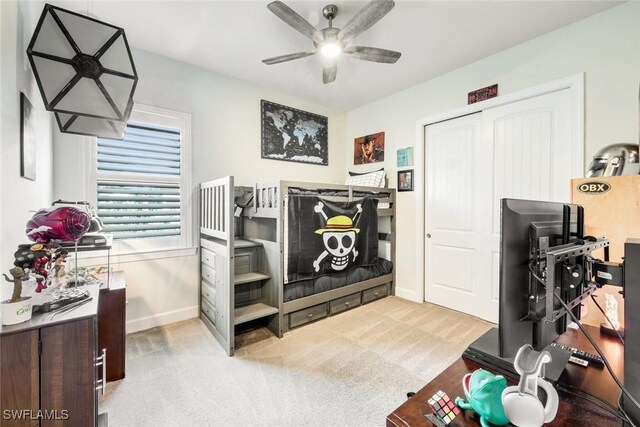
[{"x1": 455, "y1": 369, "x2": 509, "y2": 427}]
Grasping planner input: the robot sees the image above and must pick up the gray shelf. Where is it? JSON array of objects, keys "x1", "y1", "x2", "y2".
[
  {"x1": 234, "y1": 272, "x2": 271, "y2": 285},
  {"x1": 234, "y1": 303, "x2": 279, "y2": 325}
]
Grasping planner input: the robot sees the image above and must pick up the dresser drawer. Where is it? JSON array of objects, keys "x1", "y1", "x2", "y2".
[
  {"x1": 289, "y1": 303, "x2": 328, "y2": 329},
  {"x1": 362, "y1": 284, "x2": 388, "y2": 304},
  {"x1": 201, "y1": 263, "x2": 215, "y2": 286},
  {"x1": 330, "y1": 292, "x2": 361, "y2": 315},
  {"x1": 201, "y1": 297, "x2": 216, "y2": 325},
  {"x1": 201, "y1": 280, "x2": 215, "y2": 305},
  {"x1": 201, "y1": 248, "x2": 215, "y2": 269}
]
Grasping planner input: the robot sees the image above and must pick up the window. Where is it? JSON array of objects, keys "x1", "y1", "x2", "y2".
[{"x1": 95, "y1": 105, "x2": 192, "y2": 254}]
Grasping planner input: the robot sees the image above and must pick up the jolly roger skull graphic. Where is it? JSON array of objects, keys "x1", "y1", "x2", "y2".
[{"x1": 312, "y1": 202, "x2": 362, "y2": 272}]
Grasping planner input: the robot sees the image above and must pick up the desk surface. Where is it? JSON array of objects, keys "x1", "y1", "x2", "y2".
[
  {"x1": 387, "y1": 325, "x2": 623, "y2": 427},
  {"x1": 0, "y1": 284, "x2": 100, "y2": 336}
]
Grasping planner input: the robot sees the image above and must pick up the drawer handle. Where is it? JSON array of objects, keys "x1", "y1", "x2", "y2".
[
  {"x1": 344, "y1": 302, "x2": 350, "y2": 306},
  {"x1": 95, "y1": 348, "x2": 107, "y2": 395},
  {"x1": 374, "y1": 292, "x2": 379, "y2": 296},
  {"x1": 307, "y1": 314, "x2": 313, "y2": 318}
]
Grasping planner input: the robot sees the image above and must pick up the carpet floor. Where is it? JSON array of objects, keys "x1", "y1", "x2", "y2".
[{"x1": 99, "y1": 296, "x2": 492, "y2": 427}]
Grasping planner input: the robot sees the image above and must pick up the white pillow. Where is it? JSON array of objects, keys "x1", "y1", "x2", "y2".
[{"x1": 346, "y1": 170, "x2": 386, "y2": 188}]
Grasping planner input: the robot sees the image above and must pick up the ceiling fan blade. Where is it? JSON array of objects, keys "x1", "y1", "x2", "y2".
[
  {"x1": 338, "y1": 0, "x2": 395, "y2": 43},
  {"x1": 322, "y1": 58, "x2": 337, "y2": 84},
  {"x1": 262, "y1": 50, "x2": 317, "y2": 65},
  {"x1": 344, "y1": 46, "x2": 401, "y2": 64},
  {"x1": 267, "y1": 1, "x2": 323, "y2": 44}
]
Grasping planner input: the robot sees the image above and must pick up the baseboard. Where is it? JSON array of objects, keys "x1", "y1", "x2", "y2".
[
  {"x1": 126, "y1": 305, "x2": 199, "y2": 334},
  {"x1": 394, "y1": 287, "x2": 421, "y2": 303}
]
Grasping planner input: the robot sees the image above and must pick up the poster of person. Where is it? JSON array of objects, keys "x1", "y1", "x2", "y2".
[
  {"x1": 354, "y1": 132, "x2": 385, "y2": 164},
  {"x1": 261, "y1": 100, "x2": 328, "y2": 165}
]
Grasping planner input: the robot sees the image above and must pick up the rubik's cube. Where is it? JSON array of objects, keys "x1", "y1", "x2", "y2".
[{"x1": 428, "y1": 390, "x2": 461, "y2": 425}]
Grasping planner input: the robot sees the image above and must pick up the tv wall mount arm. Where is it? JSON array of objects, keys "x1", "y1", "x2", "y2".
[{"x1": 542, "y1": 238, "x2": 611, "y2": 323}]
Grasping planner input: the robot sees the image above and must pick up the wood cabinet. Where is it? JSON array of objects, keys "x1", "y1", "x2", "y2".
[
  {"x1": 40, "y1": 318, "x2": 97, "y2": 427},
  {"x1": 97, "y1": 272, "x2": 126, "y2": 381},
  {"x1": 0, "y1": 330, "x2": 39, "y2": 427},
  {"x1": 0, "y1": 285, "x2": 102, "y2": 427}
]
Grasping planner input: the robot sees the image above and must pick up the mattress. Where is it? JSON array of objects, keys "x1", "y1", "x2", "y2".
[
  {"x1": 283, "y1": 258, "x2": 393, "y2": 302},
  {"x1": 288, "y1": 187, "x2": 391, "y2": 209}
]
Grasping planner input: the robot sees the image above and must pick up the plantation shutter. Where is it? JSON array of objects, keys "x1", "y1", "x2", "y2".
[{"x1": 97, "y1": 121, "x2": 182, "y2": 240}]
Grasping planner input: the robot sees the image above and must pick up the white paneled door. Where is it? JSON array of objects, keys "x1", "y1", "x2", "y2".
[{"x1": 425, "y1": 89, "x2": 575, "y2": 323}]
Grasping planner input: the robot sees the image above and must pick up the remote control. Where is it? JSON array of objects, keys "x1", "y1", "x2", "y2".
[
  {"x1": 550, "y1": 342, "x2": 604, "y2": 368},
  {"x1": 568, "y1": 356, "x2": 589, "y2": 367}
]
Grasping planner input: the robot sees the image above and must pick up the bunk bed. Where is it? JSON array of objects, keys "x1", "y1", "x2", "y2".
[{"x1": 199, "y1": 176, "x2": 396, "y2": 356}]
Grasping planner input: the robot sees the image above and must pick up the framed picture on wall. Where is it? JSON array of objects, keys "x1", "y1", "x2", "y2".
[
  {"x1": 398, "y1": 169, "x2": 414, "y2": 192},
  {"x1": 260, "y1": 100, "x2": 328, "y2": 165},
  {"x1": 396, "y1": 147, "x2": 414, "y2": 167},
  {"x1": 20, "y1": 93, "x2": 36, "y2": 181},
  {"x1": 354, "y1": 131, "x2": 384, "y2": 164}
]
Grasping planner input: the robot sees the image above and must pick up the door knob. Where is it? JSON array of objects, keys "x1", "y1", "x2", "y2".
[{"x1": 426, "y1": 233, "x2": 432, "y2": 239}]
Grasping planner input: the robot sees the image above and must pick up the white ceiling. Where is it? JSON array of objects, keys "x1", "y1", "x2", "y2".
[{"x1": 52, "y1": 0, "x2": 622, "y2": 111}]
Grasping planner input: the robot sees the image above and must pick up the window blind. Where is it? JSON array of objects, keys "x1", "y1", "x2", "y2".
[
  {"x1": 97, "y1": 122, "x2": 181, "y2": 175},
  {"x1": 97, "y1": 121, "x2": 182, "y2": 240}
]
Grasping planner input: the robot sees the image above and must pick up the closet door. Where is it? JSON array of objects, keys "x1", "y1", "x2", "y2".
[
  {"x1": 481, "y1": 89, "x2": 574, "y2": 322},
  {"x1": 425, "y1": 113, "x2": 488, "y2": 319},
  {"x1": 425, "y1": 89, "x2": 577, "y2": 323}
]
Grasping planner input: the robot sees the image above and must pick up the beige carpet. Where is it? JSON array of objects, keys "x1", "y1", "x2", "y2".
[{"x1": 99, "y1": 297, "x2": 492, "y2": 427}]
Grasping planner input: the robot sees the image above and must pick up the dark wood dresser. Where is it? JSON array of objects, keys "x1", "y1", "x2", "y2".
[
  {"x1": 0, "y1": 285, "x2": 104, "y2": 427},
  {"x1": 97, "y1": 272, "x2": 126, "y2": 382}
]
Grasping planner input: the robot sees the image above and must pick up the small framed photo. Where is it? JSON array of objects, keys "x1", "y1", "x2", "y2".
[{"x1": 397, "y1": 169, "x2": 414, "y2": 192}]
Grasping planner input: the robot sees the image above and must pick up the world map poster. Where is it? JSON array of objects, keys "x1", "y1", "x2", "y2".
[{"x1": 261, "y1": 100, "x2": 328, "y2": 165}]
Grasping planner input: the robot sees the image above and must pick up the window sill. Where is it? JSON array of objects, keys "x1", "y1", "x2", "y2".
[{"x1": 74, "y1": 246, "x2": 198, "y2": 265}]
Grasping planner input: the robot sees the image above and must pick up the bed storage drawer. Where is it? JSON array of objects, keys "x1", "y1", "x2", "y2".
[
  {"x1": 201, "y1": 264, "x2": 215, "y2": 286},
  {"x1": 201, "y1": 297, "x2": 216, "y2": 325},
  {"x1": 330, "y1": 292, "x2": 361, "y2": 315},
  {"x1": 362, "y1": 284, "x2": 388, "y2": 304},
  {"x1": 289, "y1": 303, "x2": 328, "y2": 329},
  {"x1": 201, "y1": 247, "x2": 215, "y2": 269},
  {"x1": 201, "y1": 280, "x2": 215, "y2": 305}
]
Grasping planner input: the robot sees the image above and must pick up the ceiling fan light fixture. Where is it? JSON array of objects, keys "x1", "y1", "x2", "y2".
[
  {"x1": 320, "y1": 42, "x2": 341, "y2": 58},
  {"x1": 263, "y1": 1, "x2": 401, "y2": 83}
]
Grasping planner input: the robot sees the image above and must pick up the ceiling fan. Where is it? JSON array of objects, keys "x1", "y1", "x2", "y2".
[{"x1": 262, "y1": 0, "x2": 401, "y2": 84}]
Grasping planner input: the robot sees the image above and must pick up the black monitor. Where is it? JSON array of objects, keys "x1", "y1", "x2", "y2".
[{"x1": 499, "y1": 198, "x2": 584, "y2": 357}]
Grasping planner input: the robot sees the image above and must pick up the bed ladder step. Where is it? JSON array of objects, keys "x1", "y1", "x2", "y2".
[
  {"x1": 234, "y1": 272, "x2": 271, "y2": 285},
  {"x1": 234, "y1": 303, "x2": 279, "y2": 325},
  {"x1": 234, "y1": 238, "x2": 264, "y2": 249}
]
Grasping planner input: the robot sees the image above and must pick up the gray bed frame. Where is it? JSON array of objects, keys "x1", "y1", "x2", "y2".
[{"x1": 199, "y1": 177, "x2": 396, "y2": 356}]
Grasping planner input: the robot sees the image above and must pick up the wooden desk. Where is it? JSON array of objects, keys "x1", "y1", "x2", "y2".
[{"x1": 387, "y1": 325, "x2": 623, "y2": 427}]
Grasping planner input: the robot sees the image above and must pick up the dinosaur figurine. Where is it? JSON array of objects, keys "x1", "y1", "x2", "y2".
[{"x1": 455, "y1": 369, "x2": 509, "y2": 427}]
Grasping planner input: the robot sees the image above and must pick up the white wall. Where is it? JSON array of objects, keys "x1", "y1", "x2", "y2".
[
  {"x1": 53, "y1": 48, "x2": 347, "y2": 331},
  {"x1": 0, "y1": 1, "x2": 54, "y2": 301},
  {"x1": 345, "y1": 2, "x2": 640, "y2": 302}
]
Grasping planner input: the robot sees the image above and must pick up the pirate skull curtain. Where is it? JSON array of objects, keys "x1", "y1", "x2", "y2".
[{"x1": 285, "y1": 196, "x2": 378, "y2": 284}]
